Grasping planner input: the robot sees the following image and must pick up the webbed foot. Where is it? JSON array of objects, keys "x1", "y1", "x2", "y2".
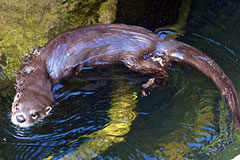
[{"x1": 141, "y1": 78, "x2": 165, "y2": 96}]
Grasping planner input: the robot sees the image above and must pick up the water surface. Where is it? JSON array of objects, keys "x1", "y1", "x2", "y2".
[{"x1": 1, "y1": 0, "x2": 240, "y2": 159}]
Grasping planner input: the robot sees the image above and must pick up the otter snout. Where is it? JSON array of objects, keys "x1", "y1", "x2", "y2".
[
  {"x1": 16, "y1": 114, "x2": 26, "y2": 123},
  {"x1": 11, "y1": 111, "x2": 32, "y2": 128},
  {"x1": 11, "y1": 105, "x2": 52, "y2": 128}
]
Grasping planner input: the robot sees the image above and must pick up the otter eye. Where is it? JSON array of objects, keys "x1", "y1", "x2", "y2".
[
  {"x1": 46, "y1": 106, "x2": 52, "y2": 115},
  {"x1": 15, "y1": 105, "x2": 19, "y2": 111},
  {"x1": 17, "y1": 93, "x2": 21, "y2": 98},
  {"x1": 31, "y1": 113, "x2": 38, "y2": 119}
]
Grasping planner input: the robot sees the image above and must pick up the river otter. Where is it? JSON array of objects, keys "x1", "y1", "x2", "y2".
[{"x1": 11, "y1": 24, "x2": 240, "y2": 128}]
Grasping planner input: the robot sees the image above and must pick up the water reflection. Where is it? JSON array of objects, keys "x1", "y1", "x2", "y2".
[{"x1": 56, "y1": 79, "x2": 138, "y2": 159}]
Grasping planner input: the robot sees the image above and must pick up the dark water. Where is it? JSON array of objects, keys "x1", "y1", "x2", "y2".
[{"x1": 1, "y1": 0, "x2": 240, "y2": 159}]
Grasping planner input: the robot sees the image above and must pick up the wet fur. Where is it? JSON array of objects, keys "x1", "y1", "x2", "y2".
[{"x1": 12, "y1": 24, "x2": 240, "y2": 128}]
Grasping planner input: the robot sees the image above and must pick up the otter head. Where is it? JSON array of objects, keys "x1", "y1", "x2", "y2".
[{"x1": 11, "y1": 91, "x2": 53, "y2": 128}]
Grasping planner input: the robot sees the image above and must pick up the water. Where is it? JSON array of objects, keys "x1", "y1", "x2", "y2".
[{"x1": 1, "y1": 0, "x2": 240, "y2": 159}]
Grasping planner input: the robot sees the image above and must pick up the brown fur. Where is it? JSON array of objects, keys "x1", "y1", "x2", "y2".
[{"x1": 11, "y1": 24, "x2": 240, "y2": 128}]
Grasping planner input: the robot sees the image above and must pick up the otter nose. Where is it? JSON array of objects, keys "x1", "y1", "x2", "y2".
[{"x1": 16, "y1": 115, "x2": 26, "y2": 123}]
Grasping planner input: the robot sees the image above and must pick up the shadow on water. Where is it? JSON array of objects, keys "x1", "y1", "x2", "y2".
[{"x1": 0, "y1": 0, "x2": 240, "y2": 159}]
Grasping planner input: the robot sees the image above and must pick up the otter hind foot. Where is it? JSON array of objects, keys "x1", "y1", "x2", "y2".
[{"x1": 141, "y1": 78, "x2": 166, "y2": 96}]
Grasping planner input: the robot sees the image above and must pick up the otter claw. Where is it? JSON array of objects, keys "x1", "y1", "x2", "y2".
[{"x1": 141, "y1": 89, "x2": 150, "y2": 96}]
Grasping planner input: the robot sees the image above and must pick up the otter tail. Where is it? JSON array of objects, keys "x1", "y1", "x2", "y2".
[{"x1": 157, "y1": 38, "x2": 240, "y2": 129}]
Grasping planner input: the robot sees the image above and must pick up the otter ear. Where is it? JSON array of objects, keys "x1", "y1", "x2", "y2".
[{"x1": 46, "y1": 106, "x2": 52, "y2": 115}]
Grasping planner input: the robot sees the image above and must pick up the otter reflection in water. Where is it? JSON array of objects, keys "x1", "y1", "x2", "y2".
[{"x1": 11, "y1": 24, "x2": 240, "y2": 128}]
